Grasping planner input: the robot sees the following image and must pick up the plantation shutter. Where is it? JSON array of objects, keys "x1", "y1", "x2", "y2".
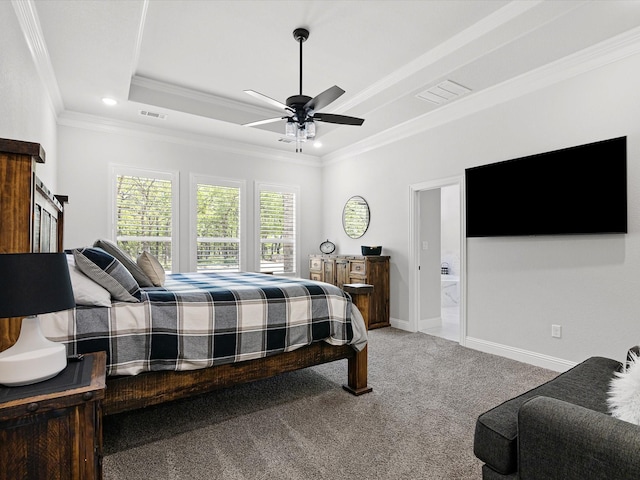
[
  {"x1": 195, "y1": 183, "x2": 241, "y2": 271},
  {"x1": 259, "y1": 186, "x2": 297, "y2": 274},
  {"x1": 116, "y1": 174, "x2": 174, "y2": 271}
]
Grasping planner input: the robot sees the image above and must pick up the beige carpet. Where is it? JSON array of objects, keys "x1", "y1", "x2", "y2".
[{"x1": 102, "y1": 328, "x2": 557, "y2": 479}]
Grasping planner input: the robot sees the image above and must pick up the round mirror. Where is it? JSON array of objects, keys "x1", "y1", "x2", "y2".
[{"x1": 343, "y1": 196, "x2": 370, "y2": 239}]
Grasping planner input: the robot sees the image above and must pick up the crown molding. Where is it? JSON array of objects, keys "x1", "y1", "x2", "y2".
[
  {"x1": 57, "y1": 111, "x2": 322, "y2": 168},
  {"x1": 334, "y1": 0, "x2": 545, "y2": 114},
  {"x1": 12, "y1": 0, "x2": 64, "y2": 115},
  {"x1": 129, "y1": 0, "x2": 148, "y2": 82},
  {"x1": 130, "y1": 75, "x2": 279, "y2": 118},
  {"x1": 323, "y1": 25, "x2": 640, "y2": 165}
]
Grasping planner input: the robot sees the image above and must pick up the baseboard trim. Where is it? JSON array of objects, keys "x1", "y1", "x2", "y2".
[
  {"x1": 418, "y1": 316, "x2": 442, "y2": 330},
  {"x1": 390, "y1": 317, "x2": 410, "y2": 331},
  {"x1": 465, "y1": 337, "x2": 577, "y2": 372}
]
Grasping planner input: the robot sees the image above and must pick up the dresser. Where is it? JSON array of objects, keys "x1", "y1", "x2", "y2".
[
  {"x1": 0, "y1": 352, "x2": 106, "y2": 480},
  {"x1": 309, "y1": 254, "x2": 390, "y2": 329}
]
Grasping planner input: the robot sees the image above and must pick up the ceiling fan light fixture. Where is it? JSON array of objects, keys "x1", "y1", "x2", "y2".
[
  {"x1": 305, "y1": 121, "x2": 316, "y2": 139},
  {"x1": 285, "y1": 119, "x2": 296, "y2": 137},
  {"x1": 296, "y1": 125, "x2": 307, "y2": 142},
  {"x1": 244, "y1": 26, "x2": 364, "y2": 152}
]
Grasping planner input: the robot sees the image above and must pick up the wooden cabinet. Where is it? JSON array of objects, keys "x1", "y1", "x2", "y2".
[
  {"x1": 0, "y1": 138, "x2": 67, "y2": 351},
  {"x1": 310, "y1": 254, "x2": 390, "y2": 329},
  {"x1": 0, "y1": 352, "x2": 106, "y2": 480}
]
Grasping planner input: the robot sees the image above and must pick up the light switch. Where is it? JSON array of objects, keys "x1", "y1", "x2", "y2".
[{"x1": 422, "y1": 241, "x2": 429, "y2": 250}]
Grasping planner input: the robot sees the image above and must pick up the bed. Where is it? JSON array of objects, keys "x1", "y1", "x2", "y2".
[
  {"x1": 0, "y1": 138, "x2": 371, "y2": 416},
  {"x1": 42, "y1": 267, "x2": 369, "y2": 414}
]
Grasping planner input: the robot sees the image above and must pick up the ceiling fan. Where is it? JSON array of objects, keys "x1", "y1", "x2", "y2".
[{"x1": 243, "y1": 27, "x2": 365, "y2": 152}]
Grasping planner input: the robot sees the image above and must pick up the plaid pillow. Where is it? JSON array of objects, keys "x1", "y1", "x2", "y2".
[
  {"x1": 73, "y1": 247, "x2": 141, "y2": 303},
  {"x1": 93, "y1": 238, "x2": 154, "y2": 287}
]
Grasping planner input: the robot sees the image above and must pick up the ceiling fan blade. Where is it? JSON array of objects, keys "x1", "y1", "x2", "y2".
[
  {"x1": 244, "y1": 90, "x2": 289, "y2": 111},
  {"x1": 314, "y1": 112, "x2": 364, "y2": 126},
  {"x1": 242, "y1": 117, "x2": 285, "y2": 127},
  {"x1": 304, "y1": 85, "x2": 345, "y2": 111}
]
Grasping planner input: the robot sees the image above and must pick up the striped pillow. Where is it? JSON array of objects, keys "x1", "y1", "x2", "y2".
[
  {"x1": 73, "y1": 247, "x2": 141, "y2": 303},
  {"x1": 93, "y1": 238, "x2": 154, "y2": 287}
]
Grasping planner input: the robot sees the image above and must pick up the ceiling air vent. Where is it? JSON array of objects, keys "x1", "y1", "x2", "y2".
[
  {"x1": 416, "y1": 80, "x2": 471, "y2": 105},
  {"x1": 139, "y1": 110, "x2": 167, "y2": 120},
  {"x1": 278, "y1": 138, "x2": 294, "y2": 144}
]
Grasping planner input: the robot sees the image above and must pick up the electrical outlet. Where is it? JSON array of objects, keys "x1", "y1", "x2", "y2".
[{"x1": 551, "y1": 324, "x2": 562, "y2": 338}]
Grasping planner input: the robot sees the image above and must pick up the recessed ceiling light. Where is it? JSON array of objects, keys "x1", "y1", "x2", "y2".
[
  {"x1": 102, "y1": 97, "x2": 117, "y2": 106},
  {"x1": 313, "y1": 141, "x2": 322, "y2": 148}
]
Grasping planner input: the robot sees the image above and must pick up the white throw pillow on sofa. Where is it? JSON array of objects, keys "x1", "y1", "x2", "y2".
[{"x1": 608, "y1": 351, "x2": 640, "y2": 424}]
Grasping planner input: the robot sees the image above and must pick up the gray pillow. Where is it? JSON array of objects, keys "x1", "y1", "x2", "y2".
[
  {"x1": 93, "y1": 238, "x2": 154, "y2": 287},
  {"x1": 137, "y1": 251, "x2": 165, "y2": 287},
  {"x1": 73, "y1": 247, "x2": 141, "y2": 303}
]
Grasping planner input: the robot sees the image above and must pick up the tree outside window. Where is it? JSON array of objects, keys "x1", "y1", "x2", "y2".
[
  {"x1": 115, "y1": 172, "x2": 175, "y2": 271},
  {"x1": 258, "y1": 185, "x2": 298, "y2": 274}
]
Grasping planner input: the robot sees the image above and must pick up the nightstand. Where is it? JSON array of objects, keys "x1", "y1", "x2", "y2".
[
  {"x1": 343, "y1": 283, "x2": 374, "y2": 329},
  {"x1": 0, "y1": 351, "x2": 107, "y2": 480}
]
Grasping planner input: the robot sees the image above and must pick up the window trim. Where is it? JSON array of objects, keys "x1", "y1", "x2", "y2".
[
  {"x1": 109, "y1": 164, "x2": 180, "y2": 271},
  {"x1": 189, "y1": 173, "x2": 247, "y2": 272},
  {"x1": 254, "y1": 181, "x2": 300, "y2": 276}
]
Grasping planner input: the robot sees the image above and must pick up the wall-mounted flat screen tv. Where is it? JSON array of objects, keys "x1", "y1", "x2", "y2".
[{"x1": 465, "y1": 136, "x2": 627, "y2": 237}]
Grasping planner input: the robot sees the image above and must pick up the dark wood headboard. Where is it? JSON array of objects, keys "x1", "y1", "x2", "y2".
[{"x1": 0, "y1": 138, "x2": 67, "y2": 350}]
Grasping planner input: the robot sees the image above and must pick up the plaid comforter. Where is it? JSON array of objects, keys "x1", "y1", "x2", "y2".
[{"x1": 42, "y1": 272, "x2": 366, "y2": 376}]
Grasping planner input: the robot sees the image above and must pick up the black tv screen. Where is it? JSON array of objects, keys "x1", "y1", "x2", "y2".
[{"x1": 465, "y1": 136, "x2": 627, "y2": 237}]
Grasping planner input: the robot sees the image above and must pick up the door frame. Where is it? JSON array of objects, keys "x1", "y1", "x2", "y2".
[{"x1": 408, "y1": 175, "x2": 466, "y2": 344}]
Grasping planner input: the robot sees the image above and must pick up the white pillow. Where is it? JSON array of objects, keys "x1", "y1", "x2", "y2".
[
  {"x1": 66, "y1": 254, "x2": 111, "y2": 307},
  {"x1": 607, "y1": 351, "x2": 640, "y2": 424},
  {"x1": 137, "y1": 251, "x2": 165, "y2": 287}
]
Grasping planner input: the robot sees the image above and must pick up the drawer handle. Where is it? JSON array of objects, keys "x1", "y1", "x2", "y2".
[
  {"x1": 82, "y1": 392, "x2": 94, "y2": 401},
  {"x1": 26, "y1": 402, "x2": 39, "y2": 412}
]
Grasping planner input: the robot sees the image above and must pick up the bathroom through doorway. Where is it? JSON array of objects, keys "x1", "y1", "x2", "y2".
[{"x1": 409, "y1": 177, "x2": 463, "y2": 343}]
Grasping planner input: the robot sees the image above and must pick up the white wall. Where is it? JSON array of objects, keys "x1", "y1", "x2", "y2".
[
  {"x1": 0, "y1": 2, "x2": 58, "y2": 189},
  {"x1": 322, "y1": 50, "x2": 640, "y2": 367},
  {"x1": 57, "y1": 125, "x2": 324, "y2": 275},
  {"x1": 441, "y1": 184, "x2": 460, "y2": 276},
  {"x1": 419, "y1": 189, "x2": 441, "y2": 323}
]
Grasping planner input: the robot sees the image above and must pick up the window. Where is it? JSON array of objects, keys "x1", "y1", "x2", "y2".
[
  {"x1": 256, "y1": 182, "x2": 299, "y2": 275},
  {"x1": 112, "y1": 167, "x2": 178, "y2": 272},
  {"x1": 191, "y1": 175, "x2": 244, "y2": 272}
]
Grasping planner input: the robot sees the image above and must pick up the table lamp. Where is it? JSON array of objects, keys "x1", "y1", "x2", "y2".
[{"x1": 0, "y1": 253, "x2": 75, "y2": 386}]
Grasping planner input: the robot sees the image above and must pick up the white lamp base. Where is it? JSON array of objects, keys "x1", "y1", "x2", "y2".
[{"x1": 0, "y1": 316, "x2": 67, "y2": 386}]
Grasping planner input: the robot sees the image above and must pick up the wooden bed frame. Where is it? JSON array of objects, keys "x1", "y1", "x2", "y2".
[
  {"x1": 104, "y1": 341, "x2": 370, "y2": 415},
  {"x1": 0, "y1": 138, "x2": 371, "y2": 416}
]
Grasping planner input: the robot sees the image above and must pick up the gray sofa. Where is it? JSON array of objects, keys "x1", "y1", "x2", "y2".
[{"x1": 474, "y1": 351, "x2": 640, "y2": 479}]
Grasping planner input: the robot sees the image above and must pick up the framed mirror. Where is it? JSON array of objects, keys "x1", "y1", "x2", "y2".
[{"x1": 343, "y1": 196, "x2": 370, "y2": 239}]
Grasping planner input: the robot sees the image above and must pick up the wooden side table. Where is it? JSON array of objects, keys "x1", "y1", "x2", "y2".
[
  {"x1": 343, "y1": 283, "x2": 374, "y2": 330},
  {"x1": 0, "y1": 351, "x2": 107, "y2": 480}
]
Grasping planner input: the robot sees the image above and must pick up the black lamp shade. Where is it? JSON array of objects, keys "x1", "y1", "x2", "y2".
[{"x1": 0, "y1": 253, "x2": 75, "y2": 318}]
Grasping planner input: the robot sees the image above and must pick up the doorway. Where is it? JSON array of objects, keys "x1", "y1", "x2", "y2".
[{"x1": 408, "y1": 176, "x2": 465, "y2": 344}]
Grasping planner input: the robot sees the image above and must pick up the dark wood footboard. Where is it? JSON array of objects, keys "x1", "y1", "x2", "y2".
[{"x1": 104, "y1": 341, "x2": 369, "y2": 415}]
